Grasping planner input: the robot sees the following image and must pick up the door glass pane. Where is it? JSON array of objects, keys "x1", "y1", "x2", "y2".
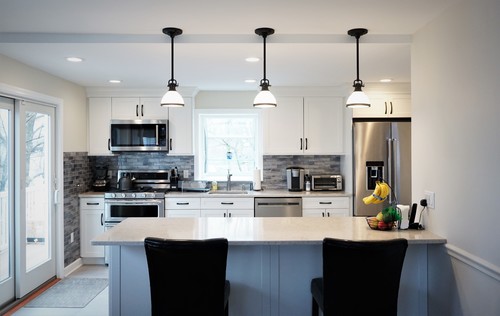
[
  {"x1": 25, "y1": 111, "x2": 51, "y2": 271},
  {"x1": 0, "y1": 108, "x2": 10, "y2": 282}
]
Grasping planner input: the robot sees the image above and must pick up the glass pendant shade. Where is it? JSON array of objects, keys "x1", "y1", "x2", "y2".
[
  {"x1": 346, "y1": 82, "x2": 370, "y2": 108},
  {"x1": 161, "y1": 87, "x2": 184, "y2": 107},
  {"x1": 253, "y1": 88, "x2": 277, "y2": 108}
]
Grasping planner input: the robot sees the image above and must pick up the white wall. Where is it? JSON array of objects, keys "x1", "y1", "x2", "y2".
[
  {"x1": 412, "y1": 0, "x2": 500, "y2": 314},
  {"x1": 0, "y1": 54, "x2": 87, "y2": 152}
]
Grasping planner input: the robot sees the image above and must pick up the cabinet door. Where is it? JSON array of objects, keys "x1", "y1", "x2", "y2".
[
  {"x1": 388, "y1": 95, "x2": 411, "y2": 117},
  {"x1": 141, "y1": 97, "x2": 168, "y2": 119},
  {"x1": 227, "y1": 209, "x2": 254, "y2": 217},
  {"x1": 80, "y1": 209, "x2": 104, "y2": 258},
  {"x1": 88, "y1": 98, "x2": 112, "y2": 155},
  {"x1": 200, "y1": 209, "x2": 227, "y2": 217},
  {"x1": 166, "y1": 209, "x2": 201, "y2": 218},
  {"x1": 263, "y1": 97, "x2": 304, "y2": 154},
  {"x1": 111, "y1": 97, "x2": 142, "y2": 119},
  {"x1": 168, "y1": 97, "x2": 193, "y2": 155},
  {"x1": 302, "y1": 209, "x2": 326, "y2": 217},
  {"x1": 304, "y1": 97, "x2": 344, "y2": 154}
]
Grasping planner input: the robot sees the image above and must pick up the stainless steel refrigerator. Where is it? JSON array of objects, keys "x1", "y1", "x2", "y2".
[{"x1": 353, "y1": 118, "x2": 411, "y2": 216}]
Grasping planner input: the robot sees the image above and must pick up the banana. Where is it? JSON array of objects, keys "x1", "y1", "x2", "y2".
[{"x1": 363, "y1": 181, "x2": 391, "y2": 205}]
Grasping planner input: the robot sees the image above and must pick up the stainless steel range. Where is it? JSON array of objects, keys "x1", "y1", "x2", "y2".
[
  {"x1": 104, "y1": 170, "x2": 170, "y2": 226},
  {"x1": 103, "y1": 170, "x2": 171, "y2": 263}
]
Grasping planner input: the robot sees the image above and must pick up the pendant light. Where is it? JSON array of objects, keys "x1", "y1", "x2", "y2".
[
  {"x1": 253, "y1": 27, "x2": 277, "y2": 108},
  {"x1": 346, "y1": 28, "x2": 370, "y2": 108},
  {"x1": 161, "y1": 27, "x2": 184, "y2": 107}
]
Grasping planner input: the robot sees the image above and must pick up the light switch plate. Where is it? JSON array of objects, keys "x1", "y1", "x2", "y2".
[{"x1": 183, "y1": 170, "x2": 189, "y2": 179}]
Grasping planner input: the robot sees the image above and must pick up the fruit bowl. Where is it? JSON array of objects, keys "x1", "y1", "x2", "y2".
[{"x1": 366, "y1": 217, "x2": 395, "y2": 231}]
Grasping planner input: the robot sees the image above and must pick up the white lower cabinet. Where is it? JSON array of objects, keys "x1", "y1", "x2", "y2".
[
  {"x1": 165, "y1": 197, "x2": 201, "y2": 217},
  {"x1": 302, "y1": 197, "x2": 350, "y2": 217},
  {"x1": 200, "y1": 198, "x2": 254, "y2": 217},
  {"x1": 80, "y1": 197, "x2": 105, "y2": 258}
]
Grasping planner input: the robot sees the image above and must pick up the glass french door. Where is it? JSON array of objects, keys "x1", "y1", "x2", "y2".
[
  {"x1": 0, "y1": 96, "x2": 14, "y2": 308},
  {"x1": 16, "y1": 100, "x2": 56, "y2": 297}
]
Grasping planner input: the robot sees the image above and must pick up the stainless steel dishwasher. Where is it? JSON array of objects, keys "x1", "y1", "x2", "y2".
[{"x1": 254, "y1": 197, "x2": 302, "y2": 217}]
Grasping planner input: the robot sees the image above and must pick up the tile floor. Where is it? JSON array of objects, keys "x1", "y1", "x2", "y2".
[{"x1": 12, "y1": 265, "x2": 109, "y2": 316}]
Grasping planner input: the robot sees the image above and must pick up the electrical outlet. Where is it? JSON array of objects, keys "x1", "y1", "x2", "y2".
[
  {"x1": 424, "y1": 190, "x2": 435, "y2": 208},
  {"x1": 70, "y1": 232, "x2": 74, "y2": 243},
  {"x1": 183, "y1": 170, "x2": 189, "y2": 179}
]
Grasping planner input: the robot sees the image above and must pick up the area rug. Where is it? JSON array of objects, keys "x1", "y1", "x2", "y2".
[{"x1": 25, "y1": 277, "x2": 108, "y2": 308}]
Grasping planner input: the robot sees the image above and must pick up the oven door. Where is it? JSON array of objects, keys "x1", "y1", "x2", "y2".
[{"x1": 104, "y1": 199, "x2": 165, "y2": 224}]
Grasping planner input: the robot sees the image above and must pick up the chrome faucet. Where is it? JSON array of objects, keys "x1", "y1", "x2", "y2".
[{"x1": 227, "y1": 170, "x2": 232, "y2": 191}]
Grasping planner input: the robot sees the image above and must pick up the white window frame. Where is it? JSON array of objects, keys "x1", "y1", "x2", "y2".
[{"x1": 194, "y1": 109, "x2": 263, "y2": 181}]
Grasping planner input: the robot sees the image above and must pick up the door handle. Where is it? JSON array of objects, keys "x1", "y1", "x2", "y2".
[
  {"x1": 305, "y1": 138, "x2": 308, "y2": 150},
  {"x1": 141, "y1": 104, "x2": 144, "y2": 117},
  {"x1": 87, "y1": 202, "x2": 100, "y2": 205},
  {"x1": 390, "y1": 102, "x2": 393, "y2": 114},
  {"x1": 136, "y1": 104, "x2": 139, "y2": 117},
  {"x1": 169, "y1": 138, "x2": 173, "y2": 151},
  {"x1": 221, "y1": 202, "x2": 234, "y2": 205},
  {"x1": 108, "y1": 138, "x2": 111, "y2": 150},
  {"x1": 176, "y1": 202, "x2": 189, "y2": 205},
  {"x1": 100, "y1": 213, "x2": 103, "y2": 226},
  {"x1": 384, "y1": 102, "x2": 388, "y2": 115},
  {"x1": 300, "y1": 138, "x2": 303, "y2": 150},
  {"x1": 319, "y1": 202, "x2": 332, "y2": 205}
]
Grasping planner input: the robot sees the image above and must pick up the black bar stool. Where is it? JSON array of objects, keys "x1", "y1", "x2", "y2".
[
  {"x1": 311, "y1": 238, "x2": 408, "y2": 316},
  {"x1": 144, "y1": 237, "x2": 230, "y2": 316}
]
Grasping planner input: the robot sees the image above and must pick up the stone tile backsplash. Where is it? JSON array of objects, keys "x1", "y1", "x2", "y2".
[{"x1": 64, "y1": 152, "x2": 341, "y2": 267}]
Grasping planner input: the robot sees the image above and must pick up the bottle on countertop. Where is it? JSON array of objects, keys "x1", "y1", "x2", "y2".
[{"x1": 305, "y1": 174, "x2": 311, "y2": 192}]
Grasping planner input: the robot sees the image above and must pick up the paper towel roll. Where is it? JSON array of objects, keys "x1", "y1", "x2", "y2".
[
  {"x1": 397, "y1": 204, "x2": 410, "y2": 229},
  {"x1": 253, "y1": 168, "x2": 261, "y2": 191}
]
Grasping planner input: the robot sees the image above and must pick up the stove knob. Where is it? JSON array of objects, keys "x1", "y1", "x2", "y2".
[
  {"x1": 110, "y1": 193, "x2": 116, "y2": 198},
  {"x1": 140, "y1": 193, "x2": 146, "y2": 198},
  {"x1": 131, "y1": 193, "x2": 136, "y2": 198},
  {"x1": 121, "y1": 193, "x2": 126, "y2": 198}
]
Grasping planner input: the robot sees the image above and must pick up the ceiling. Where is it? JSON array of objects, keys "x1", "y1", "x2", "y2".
[{"x1": 0, "y1": 0, "x2": 459, "y2": 91}]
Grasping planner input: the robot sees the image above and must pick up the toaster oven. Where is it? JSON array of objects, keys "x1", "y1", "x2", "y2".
[{"x1": 311, "y1": 175, "x2": 343, "y2": 191}]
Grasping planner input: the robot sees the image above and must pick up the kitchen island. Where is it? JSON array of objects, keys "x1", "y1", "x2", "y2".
[{"x1": 93, "y1": 217, "x2": 446, "y2": 316}]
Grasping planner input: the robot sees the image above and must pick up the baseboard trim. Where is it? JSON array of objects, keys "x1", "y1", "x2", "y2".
[
  {"x1": 64, "y1": 258, "x2": 83, "y2": 277},
  {"x1": 446, "y1": 243, "x2": 500, "y2": 282}
]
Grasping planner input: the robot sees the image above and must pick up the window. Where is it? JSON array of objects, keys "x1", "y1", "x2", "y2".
[{"x1": 196, "y1": 110, "x2": 262, "y2": 181}]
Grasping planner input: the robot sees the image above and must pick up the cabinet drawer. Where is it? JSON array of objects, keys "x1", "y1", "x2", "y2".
[
  {"x1": 302, "y1": 197, "x2": 349, "y2": 209},
  {"x1": 80, "y1": 198, "x2": 104, "y2": 210},
  {"x1": 201, "y1": 198, "x2": 254, "y2": 210},
  {"x1": 165, "y1": 198, "x2": 201, "y2": 210}
]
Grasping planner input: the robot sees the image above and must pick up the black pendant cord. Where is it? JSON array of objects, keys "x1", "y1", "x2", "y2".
[
  {"x1": 355, "y1": 35, "x2": 360, "y2": 82},
  {"x1": 170, "y1": 34, "x2": 175, "y2": 83},
  {"x1": 262, "y1": 34, "x2": 267, "y2": 82}
]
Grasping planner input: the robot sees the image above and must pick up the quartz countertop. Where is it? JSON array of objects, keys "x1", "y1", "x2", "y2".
[{"x1": 92, "y1": 217, "x2": 446, "y2": 246}]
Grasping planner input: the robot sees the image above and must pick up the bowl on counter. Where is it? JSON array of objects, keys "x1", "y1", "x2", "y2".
[{"x1": 366, "y1": 217, "x2": 395, "y2": 231}]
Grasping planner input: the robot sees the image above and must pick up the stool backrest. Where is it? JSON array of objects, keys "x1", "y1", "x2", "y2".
[
  {"x1": 144, "y1": 237, "x2": 229, "y2": 316},
  {"x1": 323, "y1": 238, "x2": 408, "y2": 316}
]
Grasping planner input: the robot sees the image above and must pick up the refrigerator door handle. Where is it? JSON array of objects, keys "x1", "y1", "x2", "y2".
[{"x1": 387, "y1": 137, "x2": 400, "y2": 204}]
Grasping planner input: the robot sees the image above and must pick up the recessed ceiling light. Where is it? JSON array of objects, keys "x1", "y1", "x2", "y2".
[
  {"x1": 245, "y1": 57, "x2": 260, "y2": 62},
  {"x1": 245, "y1": 79, "x2": 257, "y2": 83},
  {"x1": 380, "y1": 78, "x2": 392, "y2": 83},
  {"x1": 66, "y1": 57, "x2": 83, "y2": 62},
  {"x1": 109, "y1": 80, "x2": 121, "y2": 83}
]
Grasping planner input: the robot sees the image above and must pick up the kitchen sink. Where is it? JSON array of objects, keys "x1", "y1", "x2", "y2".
[{"x1": 208, "y1": 190, "x2": 248, "y2": 194}]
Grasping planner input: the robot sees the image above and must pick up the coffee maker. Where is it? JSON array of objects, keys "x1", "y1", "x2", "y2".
[
  {"x1": 286, "y1": 167, "x2": 305, "y2": 191},
  {"x1": 92, "y1": 166, "x2": 110, "y2": 192}
]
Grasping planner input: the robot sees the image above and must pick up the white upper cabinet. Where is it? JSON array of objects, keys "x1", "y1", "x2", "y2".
[
  {"x1": 88, "y1": 98, "x2": 112, "y2": 155},
  {"x1": 111, "y1": 97, "x2": 167, "y2": 119},
  {"x1": 353, "y1": 93, "x2": 411, "y2": 118},
  {"x1": 168, "y1": 97, "x2": 193, "y2": 155},
  {"x1": 263, "y1": 96, "x2": 344, "y2": 155}
]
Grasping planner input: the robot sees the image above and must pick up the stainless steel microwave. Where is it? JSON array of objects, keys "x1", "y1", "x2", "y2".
[
  {"x1": 311, "y1": 175, "x2": 343, "y2": 191},
  {"x1": 110, "y1": 119, "x2": 169, "y2": 152}
]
